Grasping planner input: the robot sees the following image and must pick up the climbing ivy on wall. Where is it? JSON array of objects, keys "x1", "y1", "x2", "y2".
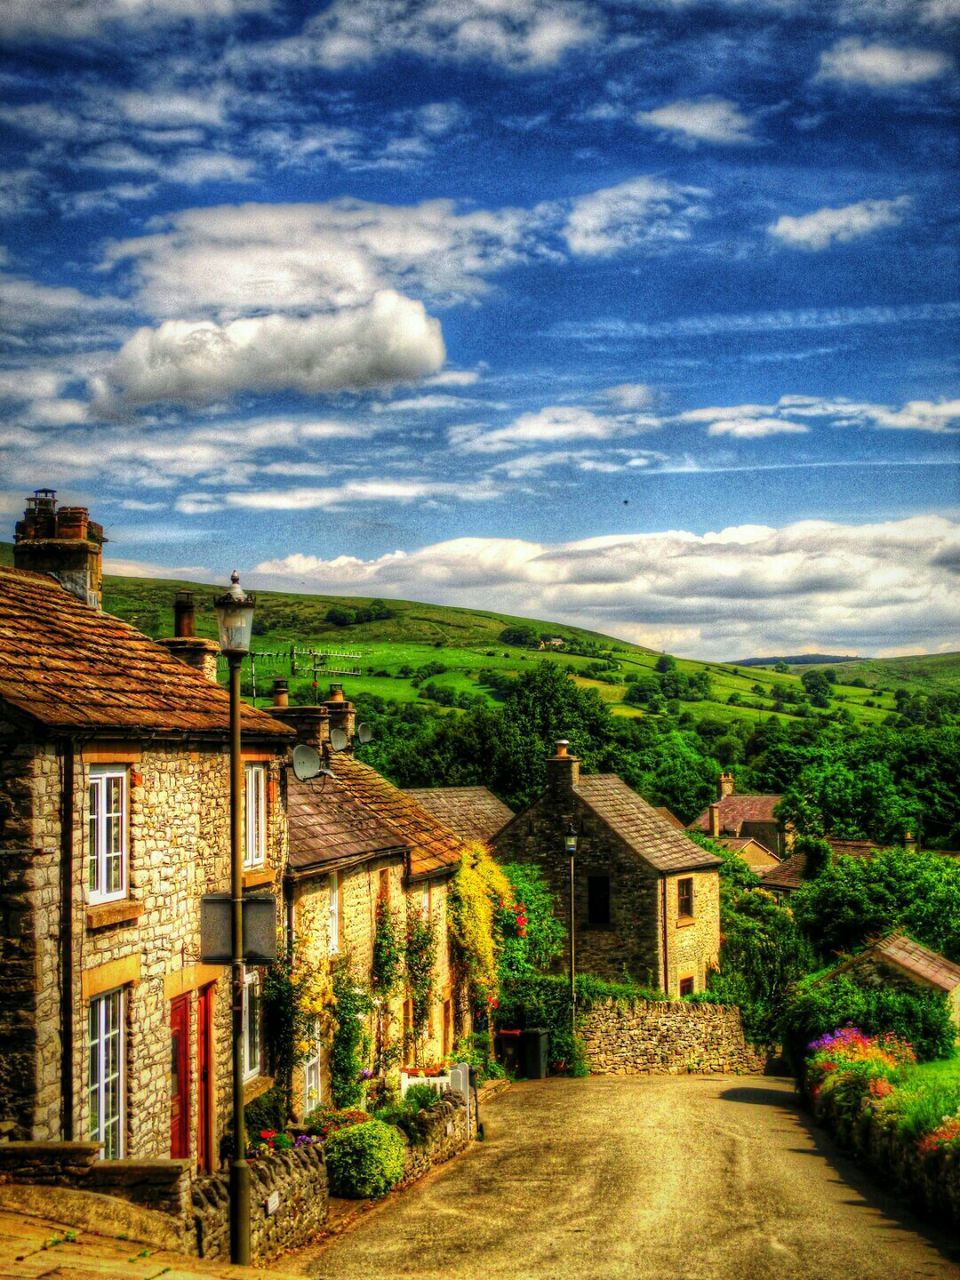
[{"x1": 405, "y1": 906, "x2": 438, "y2": 1064}]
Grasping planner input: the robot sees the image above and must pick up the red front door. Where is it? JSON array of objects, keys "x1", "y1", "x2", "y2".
[
  {"x1": 196, "y1": 985, "x2": 214, "y2": 1173},
  {"x1": 170, "y1": 995, "x2": 190, "y2": 1159}
]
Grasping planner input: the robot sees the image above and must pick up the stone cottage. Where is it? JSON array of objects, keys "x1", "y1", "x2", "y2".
[
  {"x1": 270, "y1": 683, "x2": 470, "y2": 1098},
  {"x1": 688, "y1": 772, "x2": 792, "y2": 860},
  {"x1": 820, "y1": 933, "x2": 960, "y2": 1028},
  {"x1": 0, "y1": 492, "x2": 293, "y2": 1170},
  {"x1": 492, "y1": 742, "x2": 721, "y2": 997}
]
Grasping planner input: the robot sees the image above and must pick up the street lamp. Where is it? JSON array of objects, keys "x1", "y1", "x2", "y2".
[
  {"x1": 215, "y1": 570, "x2": 255, "y2": 1267},
  {"x1": 564, "y1": 822, "x2": 578, "y2": 1037}
]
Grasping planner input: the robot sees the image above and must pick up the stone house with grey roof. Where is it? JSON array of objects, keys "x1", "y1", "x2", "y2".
[
  {"x1": 405, "y1": 786, "x2": 514, "y2": 845},
  {"x1": 0, "y1": 492, "x2": 293, "y2": 1172},
  {"x1": 820, "y1": 933, "x2": 960, "y2": 1029},
  {"x1": 270, "y1": 684, "x2": 471, "y2": 1095},
  {"x1": 492, "y1": 742, "x2": 721, "y2": 997}
]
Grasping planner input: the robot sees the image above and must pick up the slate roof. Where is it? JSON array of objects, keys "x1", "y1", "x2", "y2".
[
  {"x1": 286, "y1": 774, "x2": 407, "y2": 875},
  {"x1": 828, "y1": 839, "x2": 880, "y2": 860},
  {"x1": 573, "y1": 775, "x2": 721, "y2": 873},
  {"x1": 327, "y1": 754, "x2": 465, "y2": 879},
  {"x1": 654, "y1": 806, "x2": 687, "y2": 831},
  {"x1": 759, "y1": 853, "x2": 808, "y2": 892},
  {"x1": 0, "y1": 566, "x2": 292, "y2": 740},
  {"x1": 689, "y1": 793, "x2": 783, "y2": 836},
  {"x1": 841, "y1": 933, "x2": 960, "y2": 995},
  {"x1": 404, "y1": 786, "x2": 514, "y2": 843}
]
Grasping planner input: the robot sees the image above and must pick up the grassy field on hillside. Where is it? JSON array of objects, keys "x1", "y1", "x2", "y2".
[{"x1": 3, "y1": 538, "x2": 955, "y2": 728}]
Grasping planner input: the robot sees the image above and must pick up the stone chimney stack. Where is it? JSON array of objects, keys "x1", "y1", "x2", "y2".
[
  {"x1": 546, "y1": 739, "x2": 580, "y2": 793},
  {"x1": 708, "y1": 802, "x2": 721, "y2": 839},
  {"x1": 157, "y1": 588, "x2": 220, "y2": 681},
  {"x1": 268, "y1": 697, "x2": 330, "y2": 751},
  {"x1": 718, "y1": 772, "x2": 735, "y2": 799},
  {"x1": 14, "y1": 489, "x2": 104, "y2": 610},
  {"x1": 324, "y1": 684, "x2": 356, "y2": 746}
]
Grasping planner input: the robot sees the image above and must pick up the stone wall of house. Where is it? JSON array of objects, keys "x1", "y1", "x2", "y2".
[
  {"x1": 192, "y1": 1143, "x2": 327, "y2": 1262},
  {"x1": 406, "y1": 875, "x2": 459, "y2": 1065},
  {"x1": 1, "y1": 730, "x2": 287, "y2": 1165},
  {"x1": 665, "y1": 869, "x2": 721, "y2": 996},
  {"x1": 494, "y1": 801, "x2": 664, "y2": 989},
  {"x1": 399, "y1": 1090, "x2": 470, "y2": 1185},
  {"x1": 580, "y1": 999, "x2": 767, "y2": 1074},
  {"x1": 0, "y1": 847, "x2": 49, "y2": 1141}
]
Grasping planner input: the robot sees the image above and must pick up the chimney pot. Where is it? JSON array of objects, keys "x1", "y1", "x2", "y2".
[
  {"x1": 13, "y1": 490, "x2": 104, "y2": 609},
  {"x1": 174, "y1": 590, "x2": 196, "y2": 638},
  {"x1": 272, "y1": 678, "x2": 289, "y2": 708},
  {"x1": 546, "y1": 741, "x2": 579, "y2": 791},
  {"x1": 709, "y1": 802, "x2": 721, "y2": 839},
  {"x1": 719, "y1": 772, "x2": 735, "y2": 799}
]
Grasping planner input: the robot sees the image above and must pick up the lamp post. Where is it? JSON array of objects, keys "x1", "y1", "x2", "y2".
[
  {"x1": 215, "y1": 571, "x2": 255, "y2": 1267},
  {"x1": 564, "y1": 822, "x2": 578, "y2": 1038}
]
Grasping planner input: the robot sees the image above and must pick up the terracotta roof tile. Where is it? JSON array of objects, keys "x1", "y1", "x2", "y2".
[
  {"x1": 574, "y1": 775, "x2": 721, "y2": 873},
  {"x1": 869, "y1": 933, "x2": 960, "y2": 994},
  {"x1": 287, "y1": 774, "x2": 406, "y2": 873},
  {"x1": 404, "y1": 787, "x2": 514, "y2": 843},
  {"x1": 0, "y1": 567, "x2": 292, "y2": 740},
  {"x1": 759, "y1": 853, "x2": 808, "y2": 891},
  {"x1": 689, "y1": 793, "x2": 783, "y2": 836},
  {"x1": 327, "y1": 754, "x2": 465, "y2": 879}
]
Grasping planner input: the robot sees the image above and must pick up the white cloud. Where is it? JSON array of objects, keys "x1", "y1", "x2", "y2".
[
  {"x1": 768, "y1": 197, "x2": 911, "y2": 251},
  {"x1": 604, "y1": 383, "x2": 655, "y2": 410},
  {"x1": 450, "y1": 405, "x2": 625, "y2": 453},
  {"x1": 706, "y1": 416, "x2": 809, "y2": 439},
  {"x1": 635, "y1": 96, "x2": 757, "y2": 145},
  {"x1": 246, "y1": 0, "x2": 600, "y2": 74},
  {"x1": 116, "y1": 90, "x2": 227, "y2": 128},
  {"x1": 102, "y1": 197, "x2": 547, "y2": 318},
  {"x1": 1, "y1": 0, "x2": 273, "y2": 40},
  {"x1": 816, "y1": 40, "x2": 953, "y2": 89},
  {"x1": 247, "y1": 516, "x2": 960, "y2": 660},
  {"x1": 91, "y1": 290, "x2": 445, "y2": 408},
  {"x1": 564, "y1": 177, "x2": 707, "y2": 256},
  {"x1": 182, "y1": 476, "x2": 501, "y2": 513}
]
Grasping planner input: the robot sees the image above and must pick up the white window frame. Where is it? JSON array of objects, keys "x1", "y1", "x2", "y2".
[
  {"x1": 88, "y1": 767, "x2": 127, "y2": 904},
  {"x1": 242, "y1": 969, "x2": 262, "y2": 1082},
  {"x1": 328, "y1": 873, "x2": 340, "y2": 955},
  {"x1": 244, "y1": 764, "x2": 267, "y2": 869},
  {"x1": 303, "y1": 1017, "x2": 322, "y2": 1116},
  {"x1": 88, "y1": 988, "x2": 124, "y2": 1159}
]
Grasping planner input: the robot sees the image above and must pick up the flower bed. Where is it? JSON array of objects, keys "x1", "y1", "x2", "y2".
[{"x1": 804, "y1": 1026, "x2": 960, "y2": 1230}]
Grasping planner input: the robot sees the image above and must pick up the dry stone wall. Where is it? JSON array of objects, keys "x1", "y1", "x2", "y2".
[
  {"x1": 398, "y1": 1090, "x2": 470, "y2": 1185},
  {"x1": 581, "y1": 999, "x2": 767, "y2": 1074}
]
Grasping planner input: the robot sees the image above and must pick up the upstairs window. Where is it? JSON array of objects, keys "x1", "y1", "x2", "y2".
[
  {"x1": 244, "y1": 764, "x2": 266, "y2": 868},
  {"x1": 88, "y1": 768, "x2": 127, "y2": 903},
  {"x1": 677, "y1": 877, "x2": 694, "y2": 920},
  {"x1": 587, "y1": 874, "x2": 611, "y2": 926}
]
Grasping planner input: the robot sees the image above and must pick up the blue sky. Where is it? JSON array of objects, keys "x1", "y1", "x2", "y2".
[{"x1": 1, "y1": 0, "x2": 958, "y2": 659}]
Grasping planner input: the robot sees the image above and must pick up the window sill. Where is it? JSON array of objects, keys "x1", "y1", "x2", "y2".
[
  {"x1": 243, "y1": 1074, "x2": 275, "y2": 1105},
  {"x1": 86, "y1": 900, "x2": 144, "y2": 930},
  {"x1": 243, "y1": 867, "x2": 273, "y2": 889},
  {"x1": 676, "y1": 916, "x2": 696, "y2": 929}
]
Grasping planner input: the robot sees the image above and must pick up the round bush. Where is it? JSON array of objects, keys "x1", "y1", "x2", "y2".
[{"x1": 324, "y1": 1118, "x2": 406, "y2": 1198}]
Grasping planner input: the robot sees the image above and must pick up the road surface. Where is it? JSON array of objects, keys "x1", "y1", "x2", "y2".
[{"x1": 305, "y1": 1075, "x2": 960, "y2": 1280}]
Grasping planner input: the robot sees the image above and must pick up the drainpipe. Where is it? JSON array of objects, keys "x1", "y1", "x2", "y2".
[
  {"x1": 660, "y1": 875, "x2": 669, "y2": 998},
  {"x1": 59, "y1": 739, "x2": 75, "y2": 1140}
]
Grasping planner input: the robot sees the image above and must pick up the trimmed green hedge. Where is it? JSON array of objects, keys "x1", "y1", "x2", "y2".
[{"x1": 324, "y1": 1118, "x2": 406, "y2": 1198}]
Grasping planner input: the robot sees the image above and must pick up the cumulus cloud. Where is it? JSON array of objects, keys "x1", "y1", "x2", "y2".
[
  {"x1": 242, "y1": 0, "x2": 600, "y2": 74},
  {"x1": 816, "y1": 40, "x2": 953, "y2": 89},
  {"x1": 635, "y1": 96, "x2": 757, "y2": 145},
  {"x1": 564, "y1": 177, "x2": 707, "y2": 256},
  {"x1": 768, "y1": 197, "x2": 911, "y2": 251},
  {"x1": 248, "y1": 516, "x2": 960, "y2": 659},
  {"x1": 705, "y1": 416, "x2": 809, "y2": 439},
  {"x1": 91, "y1": 291, "x2": 445, "y2": 408},
  {"x1": 102, "y1": 197, "x2": 547, "y2": 318}
]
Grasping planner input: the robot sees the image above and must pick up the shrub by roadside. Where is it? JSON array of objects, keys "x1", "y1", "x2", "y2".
[{"x1": 803, "y1": 1026, "x2": 960, "y2": 1231}]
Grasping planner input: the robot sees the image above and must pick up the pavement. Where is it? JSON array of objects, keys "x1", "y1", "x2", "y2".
[{"x1": 2, "y1": 1076, "x2": 959, "y2": 1280}]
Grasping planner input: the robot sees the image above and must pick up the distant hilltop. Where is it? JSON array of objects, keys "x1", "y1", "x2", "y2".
[{"x1": 734, "y1": 653, "x2": 860, "y2": 667}]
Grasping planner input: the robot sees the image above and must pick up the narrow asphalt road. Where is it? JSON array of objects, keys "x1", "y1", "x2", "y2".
[{"x1": 304, "y1": 1076, "x2": 960, "y2": 1280}]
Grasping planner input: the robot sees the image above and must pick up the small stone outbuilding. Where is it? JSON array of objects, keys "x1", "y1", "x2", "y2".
[
  {"x1": 822, "y1": 932, "x2": 960, "y2": 1027},
  {"x1": 492, "y1": 742, "x2": 721, "y2": 997}
]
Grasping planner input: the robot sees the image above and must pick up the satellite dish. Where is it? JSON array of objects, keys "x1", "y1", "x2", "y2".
[
  {"x1": 330, "y1": 727, "x2": 349, "y2": 752},
  {"x1": 292, "y1": 744, "x2": 322, "y2": 781},
  {"x1": 357, "y1": 722, "x2": 373, "y2": 744}
]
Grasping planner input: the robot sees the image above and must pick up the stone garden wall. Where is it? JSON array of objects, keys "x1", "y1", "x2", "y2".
[
  {"x1": 581, "y1": 999, "x2": 767, "y2": 1074},
  {"x1": 399, "y1": 1091, "x2": 470, "y2": 1185},
  {"x1": 192, "y1": 1143, "x2": 327, "y2": 1262}
]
